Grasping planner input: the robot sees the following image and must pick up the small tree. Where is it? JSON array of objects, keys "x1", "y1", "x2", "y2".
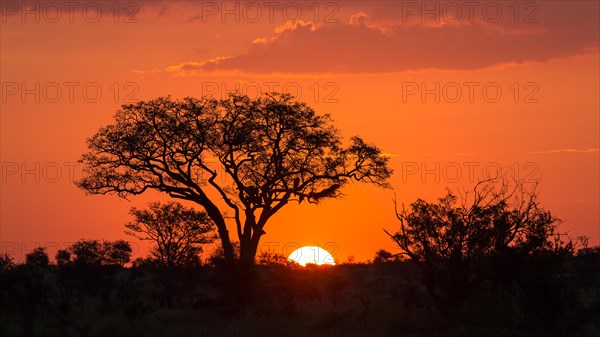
[
  {"x1": 25, "y1": 247, "x2": 50, "y2": 268},
  {"x1": 125, "y1": 201, "x2": 214, "y2": 268},
  {"x1": 69, "y1": 239, "x2": 132, "y2": 267},
  {"x1": 55, "y1": 249, "x2": 71, "y2": 265},
  {"x1": 104, "y1": 240, "x2": 133, "y2": 267},
  {"x1": 385, "y1": 179, "x2": 565, "y2": 308},
  {"x1": 373, "y1": 249, "x2": 397, "y2": 263},
  {"x1": 69, "y1": 240, "x2": 105, "y2": 266}
]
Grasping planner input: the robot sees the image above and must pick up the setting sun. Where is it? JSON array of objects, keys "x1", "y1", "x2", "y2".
[{"x1": 288, "y1": 246, "x2": 336, "y2": 266}]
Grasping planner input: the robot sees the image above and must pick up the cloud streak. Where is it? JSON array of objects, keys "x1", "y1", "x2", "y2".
[{"x1": 531, "y1": 148, "x2": 600, "y2": 155}]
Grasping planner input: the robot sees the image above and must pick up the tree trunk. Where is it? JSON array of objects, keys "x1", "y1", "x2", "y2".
[
  {"x1": 239, "y1": 237, "x2": 255, "y2": 267},
  {"x1": 236, "y1": 233, "x2": 262, "y2": 306},
  {"x1": 239, "y1": 215, "x2": 259, "y2": 267},
  {"x1": 239, "y1": 242, "x2": 250, "y2": 265},
  {"x1": 239, "y1": 224, "x2": 264, "y2": 267},
  {"x1": 216, "y1": 222, "x2": 235, "y2": 263},
  {"x1": 200, "y1": 200, "x2": 235, "y2": 264},
  {"x1": 249, "y1": 231, "x2": 262, "y2": 262}
]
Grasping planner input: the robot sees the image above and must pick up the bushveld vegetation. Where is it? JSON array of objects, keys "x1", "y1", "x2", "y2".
[{"x1": 1, "y1": 185, "x2": 598, "y2": 337}]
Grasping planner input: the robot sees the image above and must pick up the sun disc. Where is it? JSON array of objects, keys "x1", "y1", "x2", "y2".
[{"x1": 287, "y1": 246, "x2": 335, "y2": 266}]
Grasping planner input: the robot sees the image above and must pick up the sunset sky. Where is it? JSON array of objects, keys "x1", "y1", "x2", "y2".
[{"x1": 1, "y1": 1, "x2": 599, "y2": 262}]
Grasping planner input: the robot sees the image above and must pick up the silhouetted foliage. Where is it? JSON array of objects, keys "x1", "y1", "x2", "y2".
[
  {"x1": 125, "y1": 201, "x2": 215, "y2": 308},
  {"x1": 77, "y1": 93, "x2": 392, "y2": 265},
  {"x1": 0, "y1": 240, "x2": 598, "y2": 336},
  {"x1": 54, "y1": 249, "x2": 71, "y2": 267},
  {"x1": 69, "y1": 239, "x2": 104, "y2": 266},
  {"x1": 104, "y1": 240, "x2": 134, "y2": 267},
  {"x1": 126, "y1": 201, "x2": 214, "y2": 268},
  {"x1": 373, "y1": 249, "x2": 400, "y2": 263},
  {"x1": 25, "y1": 247, "x2": 50, "y2": 268},
  {"x1": 207, "y1": 242, "x2": 240, "y2": 268},
  {"x1": 255, "y1": 250, "x2": 290, "y2": 266},
  {"x1": 386, "y1": 179, "x2": 570, "y2": 310},
  {"x1": 69, "y1": 239, "x2": 132, "y2": 267},
  {"x1": 0, "y1": 253, "x2": 14, "y2": 270}
]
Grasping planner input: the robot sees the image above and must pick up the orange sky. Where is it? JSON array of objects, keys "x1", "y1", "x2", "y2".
[{"x1": 1, "y1": 1, "x2": 599, "y2": 262}]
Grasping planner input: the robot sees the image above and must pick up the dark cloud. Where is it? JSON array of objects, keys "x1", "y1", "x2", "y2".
[{"x1": 169, "y1": 11, "x2": 598, "y2": 75}]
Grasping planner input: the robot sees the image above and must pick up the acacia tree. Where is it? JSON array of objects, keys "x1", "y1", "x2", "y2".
[
  {"x1": 77, "y1": 93, "x2": 392, "y2": 265},
  {"x1": 385, "y1": 179, "x2": 565, "y2": 308},
  {"x1": 126, "y1": 201, "x2": 214, "y2": 268}
]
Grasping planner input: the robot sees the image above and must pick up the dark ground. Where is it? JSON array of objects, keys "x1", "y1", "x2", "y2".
[{"x1": 1, "y1": 252, "x2": 599, "y2": 337}]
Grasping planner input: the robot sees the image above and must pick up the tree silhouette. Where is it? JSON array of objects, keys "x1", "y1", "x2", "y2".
[
  {"x1": 77, "y1": 93, "x2": 392, "y2": 265},
  {"x1": 126, "y1": 201, "x2": 214, "y2": 268},
  {"x1": 55, "y1": 249, "x2": 71, "y2": 267},
  {"x1": 373, "y1": 249, "x2": 397, "y2": 263},
  {"x1": 104, "y1": 240, "x2": 134, "y2": 267},
  {"x1": 25, "y1": 247, "x2": 50, "y2": 268},
  {"x1": 126, "y1": 202, "x2": 214, "y2": 307},
  {"x1": 69, "y1": 239, "x2": 132, "y2": 267},
  {"x1": 69, "y1": 240, "x2": 105, "y2": 267},
  {"x1": 385, "y1": 179, "x2": 565, "y2": 309},
  {"x1": 0, "y1": 253, "x2": 14, "y2": 270}
]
